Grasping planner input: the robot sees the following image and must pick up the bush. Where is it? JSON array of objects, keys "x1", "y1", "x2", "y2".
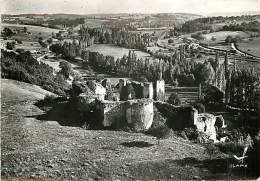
[
  {"x1": 15, "y1": 39, "x2": 22, "y2": 44},
  {"x1": 146, "y1": 125, "x2": 173, "y2": 139},
  {"x1": 167, "y1": 93, "x2": 181, "y2": 105},
  {"x1": 168, "y1": 39, "x2": 174, "y2": 44},
  {"x1": 58, "y1": 61, "x2": 72, "y2": 79},
  {"x1": 184, "y1": 127, "x2": 199, "y2": 140},
  {"x1": 211, "y1": 36, "x2": 216, "y2": 41},
  {"x1": 1, "y1": 50, "x2": 69, "y2": 96},
  {"x1": 192, "y1": 102, "x2": 205, "y2": 113},
  {"x1": 43, "y1": 94, "x2": 56, "y2": 104},
  {"x1": 6, "y1": 41, "x2": 15, "y2": 50},
  {"x1": 203, "y1": 85, "x2": 224, "y2": 103},
  {"x1": 216, "y1": 142, "x2": 244, "y2": 155}
]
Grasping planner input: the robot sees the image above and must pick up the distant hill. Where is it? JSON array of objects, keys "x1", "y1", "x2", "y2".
[{"x1": 206, "y1": 11, "x2": 260, "y2": 17}]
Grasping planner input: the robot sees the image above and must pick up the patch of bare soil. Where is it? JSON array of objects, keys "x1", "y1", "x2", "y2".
[{"x1": 1, "y1": 79, "x2": 235, "y2": 180}]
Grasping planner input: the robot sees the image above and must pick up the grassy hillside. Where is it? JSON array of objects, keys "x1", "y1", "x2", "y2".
[{"x1": 1, "y1": 79, "x2": 232, "y2": 180}]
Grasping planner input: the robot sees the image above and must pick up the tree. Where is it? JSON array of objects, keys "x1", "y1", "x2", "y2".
[
  {"x1": 23, "y1": 27, "x2": 27, "y2": 33},
  {"x1": 58, "y1": 61, "x2": 72, "y2": 79},
  {"x1": 193, "y1": 103, "x2": 205, "y2": 113},
  {"x1": 6, "y1": 41, "x2": 15, "y2": 50},
  {"x1": 168, "y1": 39, "x2": 174, "y2": 44},
  {"x1": 3, "y1": 27, "x2": 15, "y2": 37},
  {"x1": 211, "y1": 36, "x2": 216, "y2": 41},
  {"x1": 47, "y1": 38, "x2": 53, "y2": 44}
]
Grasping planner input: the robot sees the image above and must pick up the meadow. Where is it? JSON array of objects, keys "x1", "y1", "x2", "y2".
[
  {"x1": 237, "y1": 36, "x2": 260, "y2": 57},
  {"x1": 201, "y1": 31, "x2": 249, "y2": 44},
  {"x1": 86, "y1": 44, "x2": 151, "y2": 59},
  {"x1": 1, "y1": 23, "x2": 59, "y2": 41}
]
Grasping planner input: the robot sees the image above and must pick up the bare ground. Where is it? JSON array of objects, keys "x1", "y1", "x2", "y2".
[{"x1": 1, "y1": 79, "x2": 232, "y2": 180}]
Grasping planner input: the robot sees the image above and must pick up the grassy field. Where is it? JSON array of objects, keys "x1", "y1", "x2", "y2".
[
  {"x1": 73, "y1": 19, "x2": 109, "y2": 30},
  {"x1": 201, "y1": 31, "x2": 249, "y2": 44},
  {"x1": 1, "y1": 23, "x2": 59, "y2": 41},
  {"x1": 86, "y1": 44, "x2": 151, "y2": 59},
  {"x1": 237, "y1": 36, "x2": 260, "y2": 57},
  {"x1": 1, "y1": 79, "x2": 234, "y2": 180}
]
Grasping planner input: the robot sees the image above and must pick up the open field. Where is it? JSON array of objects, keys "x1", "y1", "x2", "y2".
[
  {"x1": 1, "y1": 79, "x2": 233, "y2": 180},
  {"x1": 73, "y1": 19, "x2": 109, "y2": 30},
  {"x1": 1, "y1": 23, "x2": 59, "y2": 41},
  {"x1": 15, "y1": 41, "x2": 42, "y2": 51},
  {"x1": 86, "y1": 44, "x2": 151, "y2": 59},
  {"x1": 201, "y1": 31, "x2": 249, "y2": 44},
  {"x1": 1, "y1": 23, "x2": 60, "y2": 33},
  {"x1": 237, "y1": 36, "x2": 260, "y2": 57}
]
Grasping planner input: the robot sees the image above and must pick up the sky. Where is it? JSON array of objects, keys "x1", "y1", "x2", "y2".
[{"x1": 1, "y1": 0, "x2": 260, "y2": 15}]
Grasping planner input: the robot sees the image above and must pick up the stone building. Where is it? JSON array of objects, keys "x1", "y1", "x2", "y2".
[{"x1": 95, "y1": 99, "x2": 154, "y2": 131}]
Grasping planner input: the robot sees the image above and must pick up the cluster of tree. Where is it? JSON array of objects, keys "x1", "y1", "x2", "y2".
[
  {"x1": 226, "y1": 68, "x2": 259, "y2": 109},
  {"x1": 1, "y1": 50, "x2": 70, "y2": 96},
  {"x1": 180, "y1": 15, "x2": 257, "y2": 33},
  {"x1": 48, "y1": 18, "x2": 85, "y2": 27},
  {"x1": 21, "y1": 18, "x2": 85, "y2": 29},
  {"x1": 85, "y1": 48, "x2": 223, "y2": 87},
  {"x1": 50, "y1": 40, "x2": 82, "y2": 60},
  {"x1": 222, "y1": 21, "x2": 260, "y2": 33},
  {"x1": 191, "y1": 32, "x2": 206, "y2": 41},
  {"x1": 78, "y1": 25, "x2": 151, "y2": 51},
  {"x1": 225, "y1": 35, "x2": 242, "y2": 44},
  {"x1": 2, "y1": 27, "x2": 15, "y2": 37},
  {"x1": 50, "y1": 40, "x2": 226, "y2": 88},
  {"x1": 38, "y1": 37, "x2": 48, "y2": 48},
  {"x1": 181, "y1": 19, "x2": 212, "y2": 33},
  {"x1": 6, "y1": 41, "x2": 16, "y2": 50}
]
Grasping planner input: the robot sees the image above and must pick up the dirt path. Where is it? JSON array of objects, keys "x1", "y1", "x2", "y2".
[{"x1": 1, "y1": 79, "x2": 230, "y2": 180}]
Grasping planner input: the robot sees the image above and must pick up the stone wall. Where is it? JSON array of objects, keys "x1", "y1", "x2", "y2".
[
  {"x1": 155, "y1": 80, "x2": 165, "y2": 101},
  {"x1": 86, "y1": 80, "x2": 106, "y2": 100},
  {"x1": 96, "y1": 100, "x2": 126, "y2": 128},
  {"x1": 143, "y1": 82, "x2": 153, "y2": 99},
  {"x1": 194, "y1": 113, "x2": 217, "y2": 141},
  {"x1": 126, "y1": 99, "x2": 153, "y2": 131},
  {"x1": 94, "y1": 98, "x2": 153, "y2": 131}
]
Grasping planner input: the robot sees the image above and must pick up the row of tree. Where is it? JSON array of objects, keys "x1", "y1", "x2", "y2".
[{"x1": 226, "y1": 68, "x2": 258, "y2": 109}]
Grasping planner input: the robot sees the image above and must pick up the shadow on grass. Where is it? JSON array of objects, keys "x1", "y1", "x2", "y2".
[
  {"x1": 29, "y1": 97, "x2": 103, "y2": 129},
  {"x1": 120, "y1": 141, "x2": 154, "y2": 148}
]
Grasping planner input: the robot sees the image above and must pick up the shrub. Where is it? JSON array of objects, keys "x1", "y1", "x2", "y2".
[
  {"x1": 184, "y1": 127, "x2": 199, "y2": 140},
  {"x1": 204, "y1": 143, "x2": 219, "y2": 159},
  {"x1": 193, "y1": 102, "x2": 205, "y2": 113},
  {"x1": 146, "y1": 125, "x2": 172, "y2": 139},
  {"x1": 6, "y1": 41, "x2": 15, "y2": 50},
  {"x1": 167, "y1": 93, "x2": 181, "y2": 105},
  {"x1": 203, "y1": 85, "x2": 224, "y2": 103},
  {"x1": 1, "y1": 50, "x2": 69, "y2": 96},
  {"x1": 211, "y1": 36, "x2": 216, "y2": 41},
  {"x1": 168, "y1": 39, "x2": 174, "y2": 44},
  {"x1": 15, "y1": 39, "x2": 22, "y2": 44},
  {"x1": 58, "y1": 61, "x2": 73, "y2": 79},
  {"x1": 138, "y1": 76, "x2": 148, "y2": 82},
  {"x1": 43, "y1": 94, "x2": 56, "y2": 103},
  {"x1": 216, "y1": 142, "x2": 244, "y2": 155}
]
